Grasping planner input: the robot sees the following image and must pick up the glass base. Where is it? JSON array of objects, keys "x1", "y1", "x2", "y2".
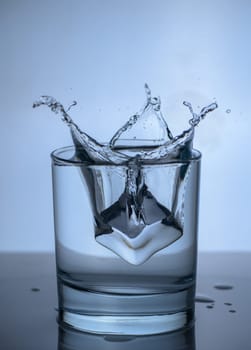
[
  {"x1": 57, "y1": 279, "x2": 195, "y2": 335},
  {"x1": 59, "y1": 310, "x2": 193, "y2": 335}
]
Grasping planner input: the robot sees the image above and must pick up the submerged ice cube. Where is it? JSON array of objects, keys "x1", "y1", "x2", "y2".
[
  {"x1": 82, "y1": 159, "x2": 191, "y2": 265},
  {"x1": 33, "y1": 85, "x2": 217, "y2": 265}
]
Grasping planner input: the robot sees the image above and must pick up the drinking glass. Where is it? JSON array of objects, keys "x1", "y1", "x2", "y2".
[{"x1": 51, "y1": 146, "x2": 201, "y2": 335}]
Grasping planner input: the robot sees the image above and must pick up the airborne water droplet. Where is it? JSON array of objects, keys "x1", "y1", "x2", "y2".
[{"x1": 66, "y1": 100, "x2": 77, "y2": 112}]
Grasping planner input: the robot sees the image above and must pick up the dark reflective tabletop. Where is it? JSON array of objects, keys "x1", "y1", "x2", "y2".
[{"x1": 0, "y1": 252, "x2": 250, "y2": 349}]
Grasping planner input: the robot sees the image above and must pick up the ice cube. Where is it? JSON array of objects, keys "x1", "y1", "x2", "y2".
[
  {"x1": 96, "y1": 221, "x2": 182, "y2": 265},
  {"x1": 91, "y1": 162, "x2": 190, "y2": 265},
  {"x1": 95, "y1": 183, "x2": 183, "y2": 265}
]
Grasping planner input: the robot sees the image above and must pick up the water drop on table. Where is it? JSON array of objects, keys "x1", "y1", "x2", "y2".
[
  {"x1": 214, "y1": 285, "x2": 233, "y2": 290},
  {"x1": 195, "y1": 295, "x2": 215, "y2": 303},
  {"x1": 206, "y1": 305, "x2": 214, "y2": 309}
]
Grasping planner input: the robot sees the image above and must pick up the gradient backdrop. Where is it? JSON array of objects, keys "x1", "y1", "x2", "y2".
[{"x1": 1, "y1": 0, "x2": 251, "y2": 251}]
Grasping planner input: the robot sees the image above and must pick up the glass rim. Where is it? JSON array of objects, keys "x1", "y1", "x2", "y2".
[{"x1": 51, "y1": 145, "x2": 201, "y2": 166}]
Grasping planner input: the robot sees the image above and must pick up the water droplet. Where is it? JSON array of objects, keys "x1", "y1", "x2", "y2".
[
  {"x1": 31, "y1": 288, "x2": 40, "y2": 292},
  {"x1": 195, "y1": 295, "x2": 215, "y2": 303},
  {"x1": 225, "y1": 109, "x2": 231, "y2": 114},
  {"x1": 66, "y1": 101, "x2": 77, "y2": 112},
  {"x1": 214, "y1": 285, "x2": 233, "y2": 290}
]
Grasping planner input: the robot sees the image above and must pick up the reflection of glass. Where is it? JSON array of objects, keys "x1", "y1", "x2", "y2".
[
  {"x1": 52, "y1": 147, "x2": 200, "y2": 335},
  {"x1": 58, "y1": 324, "x2": 196, "y2": 350}
]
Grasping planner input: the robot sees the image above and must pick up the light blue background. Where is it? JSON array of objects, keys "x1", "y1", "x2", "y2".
[{"x1": 1, "y1": 0, "x2": 251, "y2": 251}]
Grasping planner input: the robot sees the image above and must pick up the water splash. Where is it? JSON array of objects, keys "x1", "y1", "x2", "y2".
[
  {"x1": 33, "y1": 97, "x2": 129, "y2": 164},
  {"x1": 33, "y1": 85, "x2": 218, "y2": 164},
  {"x1": 183, "y1": 101, "x2": 218, "y2": 127},
  {"x1": 33, "y1": 86, "x2": 218, "y2": 265},
  {"x1": 109, "y1": 84, "x2": 173, "y2": 148}
]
